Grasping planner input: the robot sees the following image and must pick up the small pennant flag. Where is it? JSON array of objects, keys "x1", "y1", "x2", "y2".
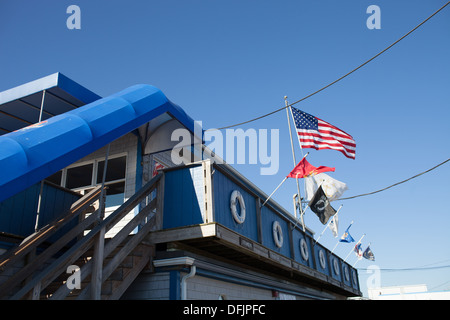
[
  {"x1": 305, "y1": 172, "x2": 348, "y2": 202},
  {"x1": 363, "y1": 245, "x2": 375, "y2": 261},
  {"x1": 308, "y1": 185, "x2": 336, "y2": 225},
  {"x1": 287, "y1": 157, "x2": 335, "y2": 179},
  {"x1": 328, "y1": 213, "x2": 339, "y2": 238},
  {"x1": 354, "y1": 243, "x2": 363, "y2": 260},
  {"x1": 339, "y1": 224, "x2": 355, "y2": 243}
]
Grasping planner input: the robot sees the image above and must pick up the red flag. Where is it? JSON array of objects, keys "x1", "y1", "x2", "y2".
[{"x1": 287, "y1": 157, "x2": 335, "y2": 178}]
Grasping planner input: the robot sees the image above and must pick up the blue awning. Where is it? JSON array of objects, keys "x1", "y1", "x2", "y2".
[
  {"x1": 0, "y1": 72, "x2": 101, "y2": 135},
  {"x1": 0, "y1": 84, "x2": 200, "y2": 203}
]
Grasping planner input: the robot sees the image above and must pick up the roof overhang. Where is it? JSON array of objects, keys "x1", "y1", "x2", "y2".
[
  {"x1": 0, "y1": 72, "x2": 101, "y2": 135},
  {"x1": 0, "y1": 81, "x2": 202, "y2": 203}
]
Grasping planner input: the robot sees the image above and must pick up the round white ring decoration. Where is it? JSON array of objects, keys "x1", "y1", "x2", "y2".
[
  {"x1": 319, "y1": 249, "x2": 326, "y2": 269},
  {"x1": 344, "y1": 265, "x2": 350, "y2": 282},
  {"x1": 230, "y1": 190, "x2": 246, "y2": 224},
  {"x1": 352, "y1": 269, "x2": 358, "y2": 286},
  {"x1": 272, "y1": 221, "x2": 283, "y2": 248},
  {"x1": 333, "y1": 258, "x2": 340, "y2": 275},
  {"x1": 299, "y1": 238, "x2": 309, "y2": 261}
]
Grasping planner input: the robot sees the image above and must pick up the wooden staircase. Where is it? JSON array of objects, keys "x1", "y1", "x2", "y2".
[{"x1": 0, "y1": 173, "x2": 164, "y2": 300}]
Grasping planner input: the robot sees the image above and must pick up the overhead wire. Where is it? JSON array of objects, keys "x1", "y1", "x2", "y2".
[
  {"x1": 206, "y1": 1, "x2": 450, "y2": 131},
  {"x1": 338, "y1": 158, "x2": 450, "y2": 200},
  {"x1": 357, "y1": 265, "x2": 450, "y2": 272}
]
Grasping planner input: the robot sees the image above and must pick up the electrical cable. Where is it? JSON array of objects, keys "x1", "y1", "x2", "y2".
[
  {"x1": 206, "y1": 1, "x2": 450, "y2": 131},
  {"x1": 357, "y1": 265, "x2": 450, "y2": 272},
  {"x1": 338, "y1": 158, "x2": 450, "y2": 200}
]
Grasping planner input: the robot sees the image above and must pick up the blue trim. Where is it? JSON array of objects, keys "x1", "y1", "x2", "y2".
[
  {"x1": 0, "y1": 84, "x2": 202, "y2": 203},
  {"x1": 56, "y1": 72, "x2": 101, "y2": 104},
  {"x1": 169, "y1": 270, "x2": 181, "y2": 300}
]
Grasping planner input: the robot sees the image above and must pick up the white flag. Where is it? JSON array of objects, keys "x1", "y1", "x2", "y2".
[
  {"x1": 328, "y1": 213, "x2": 339, "y2": 237},
  {"x1": 305, "y1": 173, "x2": 348, "y2": 202}
]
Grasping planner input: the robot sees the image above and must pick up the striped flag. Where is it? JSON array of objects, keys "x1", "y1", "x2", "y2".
[{"x1": 291, "y1": 107, "x2": 356, "y2": 159}]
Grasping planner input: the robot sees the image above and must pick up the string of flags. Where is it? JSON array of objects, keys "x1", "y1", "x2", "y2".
[{"x1": 263, "y1": 104, "x2": 375, "y2": 265}]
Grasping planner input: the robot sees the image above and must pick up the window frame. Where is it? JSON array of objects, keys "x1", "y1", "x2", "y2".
[{"x1": 50, "y1": 153, "x2": 128, "y2": 198}]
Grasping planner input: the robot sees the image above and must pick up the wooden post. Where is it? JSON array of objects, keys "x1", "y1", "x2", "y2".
[
  {"x1": 90, "y1": 144, "x2": 110, "y2": 299},
  {"x1": 255, "y1": 198, "x2": 263, "y2": 244},
  {"x1": 203, "y1": 160, "x2": 214, "y2": 223},
  {"x1": 154, "y1": 175, "x2": 165, "y2": 231},
  {"x1": 90, "y1": 227, "x2": 105, "y2": 300}
]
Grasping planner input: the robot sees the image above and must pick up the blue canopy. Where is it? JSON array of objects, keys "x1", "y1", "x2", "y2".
[{"x1": 0, "y1": 84, "x2": 199, "y2": 203}]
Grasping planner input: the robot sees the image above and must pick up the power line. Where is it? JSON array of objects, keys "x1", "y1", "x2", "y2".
[
  {"x1": 207, "y1": 1, "x2": 450, "y2": 131},
  {"x1": 339, "y1": 158, "x2": 450, "y2": 200},
  {"x1": 358, "y1": 265, "x2": 450, "y2": 273}
]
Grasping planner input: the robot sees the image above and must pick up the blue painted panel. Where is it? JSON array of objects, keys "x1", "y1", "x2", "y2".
[
  {"x1": 260, "y1": 205, "x2": 291, "y2": 258},
  {"x1": 314, "y1": 243, "x2": 330, "y2": 276},
  {"x1": 163, "y1": 166, "x2": 204, "y2": 229},
  {"x1": 329, "y1": 254, "x2": 343, "y2": 282},
  {"x1": 351, "y1": 267, "x2": 360, "y2": 290},
  {"x1": 0, "y1": 182, "x2": 39, "y2": 236},
  {"x1": 292, "y1": 229, "x2": 314, "y2": 268},
  {"x1": 341, "y1": 262, "x2": 353, "y2": 288},
  {"x1": 213, "y1": 170, "x2": 258, "y2": 242},
  {"x1": 0, "y1": 182, "x2": 80, "y2": 238}
]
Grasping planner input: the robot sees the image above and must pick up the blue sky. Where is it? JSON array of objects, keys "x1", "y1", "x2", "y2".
[{"x1": 1, "y1": 1, "x2": 449, "y2": 297}]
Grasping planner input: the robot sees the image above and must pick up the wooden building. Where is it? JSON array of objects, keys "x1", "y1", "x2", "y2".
[{"x1": 0, "y1": 74, "x2": 361, "y2": 300}]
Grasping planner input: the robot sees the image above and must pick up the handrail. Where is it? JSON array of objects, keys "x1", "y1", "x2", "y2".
[
  {"x1": 0, "y1": 173, "x2": 163, "y2": 300},
  {"x1": 0, "y1": 186, "x2": 103, "y2": 272}
]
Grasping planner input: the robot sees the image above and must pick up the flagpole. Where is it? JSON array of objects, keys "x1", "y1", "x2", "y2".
[
  {"x1": 261, "y1": 176, "x2": 288, "y2": 208},
  {"x1": 292, "y1": 204, "x2": 309, "y2": 230},
  {"x1": 261, "y1": 152, "x2": 310, "y2": 208},
  {"x1": 287, "y1": 100, "x2": 308, "y2": 231},
  {"x1": 344, "y1": 233, "x2": 365, "y2": 262},
  {"x1": 314, "y1": 204, "x2": 342, "y2": 245},
  {"x1": 331, "y1": 220, "x2": 353, "y2": 254},
  {"x1": 284, "y1": 96, "x2": 304, "y2": 223}
]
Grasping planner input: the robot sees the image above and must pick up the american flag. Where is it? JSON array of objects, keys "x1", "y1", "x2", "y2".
[{"x1": 291, "y1": 107, "x2": 356, "y2": 159}]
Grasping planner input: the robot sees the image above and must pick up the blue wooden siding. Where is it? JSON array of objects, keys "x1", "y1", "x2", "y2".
[
  {"x1": 163, "y1": 166, "x2": 204, "y2": 229},
  {"x1": 0, "y1": 182, "x2": 81, "y2": 238},
  {"x1": 160, "y1": 164, "x2": 360, "y2": 294},
  {"x1": 213, "y1": 169, "x2": 258, "y2": 242},
  {"x1": 260, "y1": 205, "x2": 291, "y2": 257},
  {"x1": 292, "y1": 229, "x2": 314, "y2": 268},
  {"x1": 314, "y1": 243, "x2": 330, "y2": 276}
]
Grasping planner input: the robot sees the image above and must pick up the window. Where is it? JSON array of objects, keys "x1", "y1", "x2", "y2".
[
  {"x1": 66, "y1": 163, "x2": 94, "y2": 189},
  {"x1": 97, "y1": 156, "x2": 126, "y2": 183},
  {"x1": 45, "y1": 154, "x2": 127, "y2": 207}
]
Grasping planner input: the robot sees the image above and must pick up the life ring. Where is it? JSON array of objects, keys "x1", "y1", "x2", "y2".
[
  {"x1": 352, "y1": 269, "x2": 358, "y2": 286},
  {"x1": 272, "y1": 221, "x2": 283, "y2": 248},
  {"x1": 230, "y1": 190, "x2": 246, "y2": 224},
  {"x1": 299, "y1": 238, "x2": 309, "y2": 261},
  {"x1": 343, "y1": 265, "x2": 350, "y2": 282},
  {"x1": 319, "y1": 249, "x2": 326, "y2": 269},
  {"x1": 333, "y1": 258, "x2": 340, "y2": 275}
]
